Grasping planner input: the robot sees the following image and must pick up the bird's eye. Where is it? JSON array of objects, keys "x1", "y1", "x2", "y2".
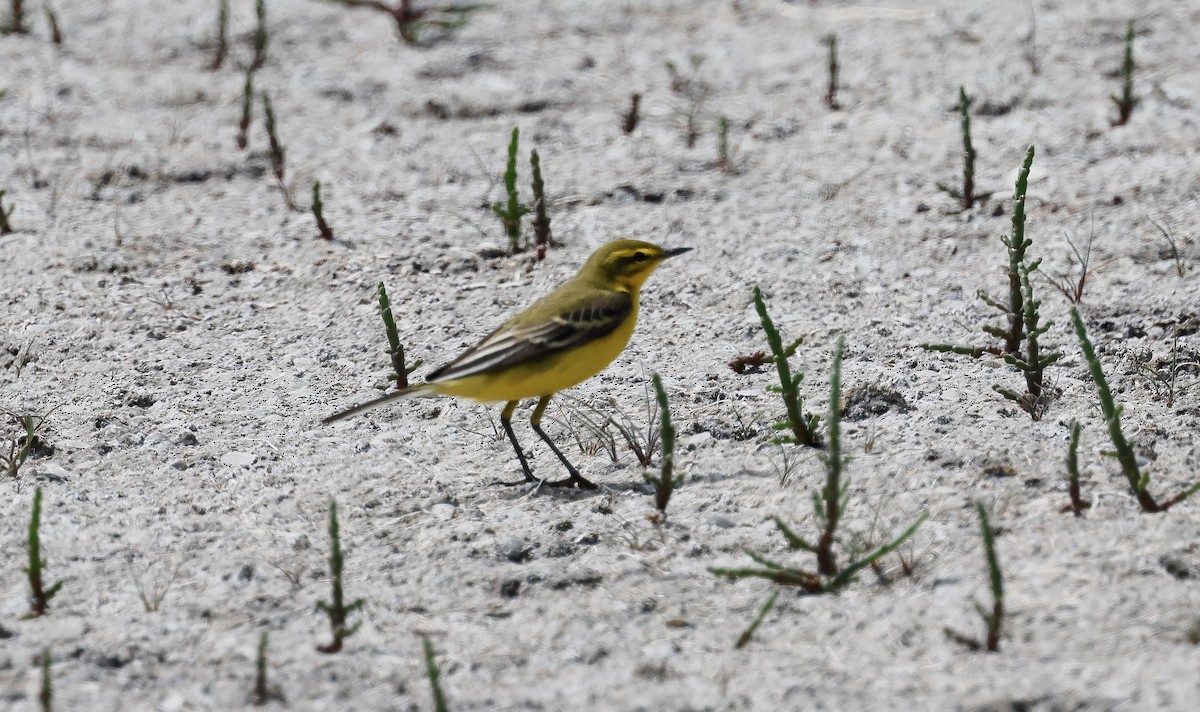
[{"x1": 632, "y1": 251, "x2": 648, "y2": 262}]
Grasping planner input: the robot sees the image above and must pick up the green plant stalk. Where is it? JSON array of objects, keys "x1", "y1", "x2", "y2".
[
  {"x1": 530, "y1": 149, "x2": 551, "y2": 261},
  {"x1": 1065, "y1": 420, "x2": 1088, "y2": 516},
  {"x1": 709, "y1": 512, "x2": 927, "y2": 594},
  {"x1": 1111, "y1": 20, "x2": 1136, "y2": 125},
  {"x1": 16, "y1": 414, "x2": 35, "y2": 473},
  {"x1": 423, "y1": 638, "x2": 449, "y2": 712},
  {"x1": 0, "y1": 189, "x2": 14, "y2": 234},
  {"x1": 815, "y1": 337, "x2": 846, "y2": 576},
  {"x1": 5, "y1": 414, "x2": 37, "y2": 477},
  {"x1": 710, "y1": 337, "x2": 927, "y2": 596},
  {"x1": 822, "y1": 513, "x2": 927, "y2": 591},
  {"x1": 376, "y1": 282, "x2": 420, "y2": 389},
  {"x1": 1001, "y1": 146, "x2": 1035, "y2": 355},
  {"x1": 40, "y1": 649, "x2": 51, "y2": 712},
  {"x1": 622, "y1": 92, "x2": 641, "y2": 134},
  {"x1": 236, "y1": 70, "x2": 253, "y2": 150},
  {"x1": 735, "y1": 589, "x2": 779, "y2": 649},
  {"x1": 823, "y1": 34, "x2": 839, "y2": 110},
  {"x1": 975, "y1": 502, "x2": 1004, "y2": 652},
  {"x1": 251, "y1": 631, "x2": 269, "y2": 705},
  {"x1": 716, "y1": 116, "x2": 730, "y2": 169},
  {"x1": 250, "y1": 0, "x2": 268, "y2": 71},
  {"x1": 2, "y1": 0, "x2": 28, "y2": 34},
  {"x1": 925, "y1": 148, "x2": 1039, "y2": 373},
  {"x1": 994, "y1": 260, "x2": 1061, "y2": 419},
  {"x1": 1071, "y1": 308, "x2": 1200, "y2": 512},
  {"x1": 1071, "y1": 307, "x2": 1152, "y2": 508},
  {"x1": 643, "y1": 373, "x2": 680, "y2": 513},
  {"x1": 753, "y1": 286, "x2": 819, "y2": 448},
  {"x1": 1014, "y1": 262, "x2": 1056, "y2": 403},
  {"x1": 327, "y1": 0, "x2": 488, "y2": 46},
  {"x1": 261, "y1": 92, "x2": 285, "y2": 183},
  {"x1": 491, "y1": 127, "x2": 530, "y2": 253},
  {"x1": 958, "y1": 86, "x2": 974, "y2": 208},
  {"x1": 25, "y1": 487, "x2": 63, "y2": 617},
  {"x1": 209, "y1": 0, "x2": 229, "y2": 70},
  {"x1": 316, "y1": 500, "x2": 363, "y2": 653},
  {"x1": 312, "y1": 181, "x2": 333, "y2": 240},
  {"x1": 44, "y1": 3, "x2": 62, "y2": 45}
]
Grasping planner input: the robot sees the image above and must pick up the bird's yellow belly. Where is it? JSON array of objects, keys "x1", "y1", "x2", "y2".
[{"x1": 432, "y1": 308, "x2": 638, "y2": 403}]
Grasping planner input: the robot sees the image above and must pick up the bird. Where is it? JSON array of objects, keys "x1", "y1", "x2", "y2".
[{"x1": 323, "y1": 238, "x2": 692, "y2": 489}]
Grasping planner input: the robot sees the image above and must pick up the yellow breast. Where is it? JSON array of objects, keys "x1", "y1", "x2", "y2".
[{"x1": 432, "y1": 301, "x2": 639, "y2": 403}]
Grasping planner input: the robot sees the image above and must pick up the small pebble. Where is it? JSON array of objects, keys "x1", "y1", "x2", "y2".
[
  {"x1": 706, "y1": 514, "x2": 735, "y2": 529},
  {"x1": 220, "y1": 451, "x2": 255, "y2": 467}
]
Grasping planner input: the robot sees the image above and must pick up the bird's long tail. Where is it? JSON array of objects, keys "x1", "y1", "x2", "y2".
[{"x1": 321, "y1": 383, "x2": 438, "y2": 424}]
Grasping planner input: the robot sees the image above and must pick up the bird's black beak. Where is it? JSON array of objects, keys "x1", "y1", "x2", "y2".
[{"x1": 662, "y1": 247, "x2": 693, "y2": 259}]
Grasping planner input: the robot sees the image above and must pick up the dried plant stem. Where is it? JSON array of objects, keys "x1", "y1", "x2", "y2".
[
  {"x1": 1149, "y1": 217, "x2": 1185, "y2": 277},
  {"x1": 1048, "y1": 221, "x2": 1097, "y2": 304}
]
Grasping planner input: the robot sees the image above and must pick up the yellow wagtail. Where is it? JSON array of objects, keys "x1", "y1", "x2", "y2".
[{"x1": 323, "y1": 238, "x2": 691, "y2": 489}]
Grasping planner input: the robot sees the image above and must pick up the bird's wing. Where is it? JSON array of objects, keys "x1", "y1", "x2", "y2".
[{"x1": 425, "y1": 289, "x2": 633, "y2": 382}]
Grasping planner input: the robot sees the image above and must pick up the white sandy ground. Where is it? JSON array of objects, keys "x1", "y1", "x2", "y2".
[{"x1": 2, "y1": 0, "x2": 1200, "y2": 709}]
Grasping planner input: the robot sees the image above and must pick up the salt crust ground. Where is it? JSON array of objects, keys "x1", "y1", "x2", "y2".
[{"x1": 2, "y1": 1, "x2": 1200, "y2": 710}]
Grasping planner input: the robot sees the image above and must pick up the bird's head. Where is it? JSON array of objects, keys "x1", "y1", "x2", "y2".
[{"x1": 581, "y1": 239, "x2": 692, "y2": 291}]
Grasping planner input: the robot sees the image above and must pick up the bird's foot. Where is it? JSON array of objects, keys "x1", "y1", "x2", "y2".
[
  {"x1": 544, "y1": 474, "x2": 599, "y2": 490},
  {"x1": 489, "y1": 474, "x2": 541, "y2": 488}
]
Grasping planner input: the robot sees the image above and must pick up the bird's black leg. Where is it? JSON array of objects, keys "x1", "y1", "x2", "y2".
[
  {"x1": 493, "y1": 400, "x2": 539, "y2": 487},
  {"x1": 530, "y1": 395, "x2": 598, "y2": 490}
]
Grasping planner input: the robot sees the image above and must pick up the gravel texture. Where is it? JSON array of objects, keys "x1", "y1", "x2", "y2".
[{"x1": 2, "y1": 1, "x2": 1200, "y2": 710}]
